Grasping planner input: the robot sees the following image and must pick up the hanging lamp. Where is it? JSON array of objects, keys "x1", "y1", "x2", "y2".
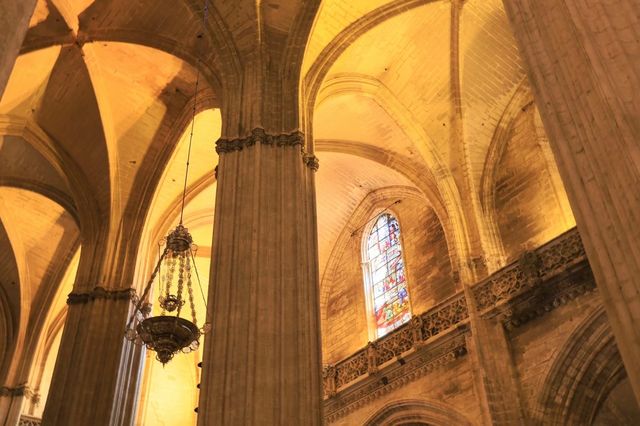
[{"x1": 125, "y1": 1, "x2": 211, "y2": 365}]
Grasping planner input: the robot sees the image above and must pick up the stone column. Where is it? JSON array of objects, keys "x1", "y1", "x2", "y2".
[
  {"x1": 0, "y1": 385, "x2": 31, "y2": 425},
  {"x1": 41, "y1": 287, "x2": 140, "y2": 425},
  {"x1": 462, "y1": 281, "x2": 526, "y2": 426},
  {"x1": 41, "y1": 227, "x2": 143, "y2": 426},
  {"x1": 197, "y1": 130, "x2": 322, "y2": 425},
  {"x1": 0, "y1": 0, "x2": 37, "y2": 99},
  {"x1": 502, "y1": 0, "x2": 640, "y2": 402}
]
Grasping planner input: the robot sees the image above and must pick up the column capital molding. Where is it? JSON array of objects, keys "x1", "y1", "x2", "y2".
[
  {"x1": 215, "y1": 128, "x2": 304, "y2": 154},
  {"x1": 303, "y1": 153, "x2": 320, "y2": 172},
  {"x1": 67, "y1": 286, "x2": 135, "y2": 305},
  {"x1": 0, "y1": 384, "x2": 38, "y2": 399}
]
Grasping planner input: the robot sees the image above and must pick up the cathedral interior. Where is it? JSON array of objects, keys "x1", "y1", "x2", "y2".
[{"x1": 1, "y1": 0, "x2": 639, "y2": 425}]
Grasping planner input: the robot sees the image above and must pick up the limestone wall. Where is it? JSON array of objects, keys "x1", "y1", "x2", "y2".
[{"x1": 322, "y1": 198, "x2": 453, "y2": 365}]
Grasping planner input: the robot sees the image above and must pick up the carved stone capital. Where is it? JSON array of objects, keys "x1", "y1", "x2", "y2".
[
  {"x1": 303, "y1": 153, "x2": 319, "y2": 171},
  {"x1": 67, "y1": 286, "x2": 136, "y2": 305},
  {"x1": 215, "y1": 128, "x2": 304, "y2": 154},
  {"x1": 0, "y1": 384, "x2": 36, "y2": 398}
]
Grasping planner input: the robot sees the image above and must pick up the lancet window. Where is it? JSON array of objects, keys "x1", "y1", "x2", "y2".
[{"x1": 362, "y1": 213, "x2": 411, "y2": 338}]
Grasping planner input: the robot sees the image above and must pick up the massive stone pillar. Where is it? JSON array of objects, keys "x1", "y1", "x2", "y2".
[
  {"x1": 462, "y1": 274, "x2": 526, "y2": 426},
  {"x1": 502, "y1": 0, "x2": 640, "y2": 401},
  {"x1": 197, "y1": 129, "x2": 322, "y2": 425},
  {"x1": 42, "y1": 239, "x2": 142, "y2": 426},
  {"x1": 0, "y1": 0, "x2": 36, "y2": 100}
]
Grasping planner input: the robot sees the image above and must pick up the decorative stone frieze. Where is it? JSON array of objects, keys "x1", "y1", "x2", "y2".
[
  {"x1": 327, "y1": 293, "x2": 469, "y2": 396},
  {"x1": 335, "y1": 349, "x2": 368, "y2": 389},
  {"x1": 493, "y1": 266, "x2": 596, "y2": 330},
  {"x1": 18, "y1": 415, "x2": 41, "y2": 426},
  {"x1": 215, "y1": 128, "x2": 304, "y2": 154},
  {"x1": 324, "y1": 332, "x2": 468, "y2": 423},
  {"x1": 66, "y1": 286, "x2": 135, "y2": 305},
  {"x1": 416, "y1": 294, "x2": 468, "y2": 342},
  {"x1": 472, "y1": 228, "x2": 585, "y2": 312}
]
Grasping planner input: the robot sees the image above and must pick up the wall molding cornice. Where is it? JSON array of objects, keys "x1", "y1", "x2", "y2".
[
  {"x1": 66, "y1": 286, "x2": 135, "y2": 305},
  {"x1": 324, "y1": 331, "x2": 468, "y2": 422}
]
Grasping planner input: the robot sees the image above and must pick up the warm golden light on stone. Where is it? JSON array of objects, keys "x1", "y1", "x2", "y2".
[{"x1": 1, "y1": 0, "x2": 639, "y2": 424}]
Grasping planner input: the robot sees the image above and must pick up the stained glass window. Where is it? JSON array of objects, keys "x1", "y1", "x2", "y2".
[{"x1": 364, "y1": 213, "x2": 411, "y2": 338}]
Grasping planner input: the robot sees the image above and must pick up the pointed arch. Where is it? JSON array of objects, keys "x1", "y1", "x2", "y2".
[
  {"x1": 535, "y1": 306, "x2": 626, "y2": 425},
  {"x1": 363, "y1": 398, "x2": 473, "y2": 426}
]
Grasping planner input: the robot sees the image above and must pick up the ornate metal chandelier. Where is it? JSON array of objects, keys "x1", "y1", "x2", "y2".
[
  {"x1": 125, "y1": 1, "x2": 210, "y2": 365},
  {"x1": 125, "y1": 224, "x2": 209, "y2": 364}
]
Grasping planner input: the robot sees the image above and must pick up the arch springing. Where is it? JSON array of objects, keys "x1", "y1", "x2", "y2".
[{"x1": 363, "y1": 213, "x2": 411, "y2": 338}]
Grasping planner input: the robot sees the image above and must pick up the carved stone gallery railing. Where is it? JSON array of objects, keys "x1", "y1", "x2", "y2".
[
  {"x1": 323, "y1": 227, "x2": 591, "y2": 414},
  {"x1": 472, "y1": 228, "x2": 585, "y2": 313},
  {"x1": 323, "y1": 292, "x2": 469, "y2": 398},
  {"x1": 18, "y1": 415, "x2": 41, "y2": 426},
  {"x1": 472, "y1": 228, "x2": 592, "y2": 330}
]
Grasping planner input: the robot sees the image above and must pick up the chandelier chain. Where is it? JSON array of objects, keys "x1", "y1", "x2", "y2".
[
  {"x1": 179, "y1": 0, "x2": 210, "y2": 225},
  {"x1": 126, "y1": 247, "x2": 169, "y2": 330},
  {"x1": 176, "y1": 255, "x2": 185, "y2": 318}
]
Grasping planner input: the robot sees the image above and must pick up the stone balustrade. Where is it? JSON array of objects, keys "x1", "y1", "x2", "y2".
[{"x1": 18, "y1": 415, "x2": 41, "y2": 426}]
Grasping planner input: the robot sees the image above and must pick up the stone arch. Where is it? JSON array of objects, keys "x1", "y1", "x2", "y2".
[
  {"x1": 0, "y1": 212, "x2": 31, "y2": 386},
  {"x1": 0, "y1": 177, "x2": 78, "y2": 224},
  {"x1": 311, "y1": 76, "x2": 472, "y2": 280},
  {"x1": 313, "y1": 74, "x2": 458, "y2": 231},
  {"x1": 13, "y1": 246, "x2": 79, "y2": 418},
  {"x1": 320, "y1": 184, "x2": 455, "y2": 362},
  {"x1": 478, "y1": 77, "x2": 533, "y2": 266},
  {"x1": 320, "y1": 186, "x2": 426, "y2": 324},
  {"x1": 147, "y1": 173, "x2": 217, "y2": 253},
  {"x1": 133, "y1": 106, "x2": 221, "y2": 295},
  {"x1": 314, "y1": 139, "x2": 456, "y2": 266},
  {"x1": 303, "y1": 0, "x2": 437, "y2": 132},
  {"x1": 304, "y1": 9, "x2": 476, "y2": 280},
  {"x1": 0, "y1": 188, "x2": 80, "y2": 386},
  {"x1": 282, "y1": 0, "x2": 323, "y2": 132},
  {"x1": 320, "y1": 186, "x2": 424, "y2": 362},
  {"x1": 363, "y1": 398, "x2": 473, "y2": 426},
  {"x1": 0, "y1": 117, "x2": 98, "y2": 234},
  {"x1": 0, "y1": 116, "x2": 103, "y2": 294},
  {"x1": 22, "y1": 0, "x2": 241, "y2": 95},
  {"x1": 535, "y1": 306, "x2": 626, "y2": 425},
  {"x1": 479, "y1": 76, "x2": 572, "y2": 262}
]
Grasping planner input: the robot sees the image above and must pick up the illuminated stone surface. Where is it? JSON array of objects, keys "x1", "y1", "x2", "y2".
[{"x1": 0, "y1": 0, "x2": 638, "y2": 425}]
